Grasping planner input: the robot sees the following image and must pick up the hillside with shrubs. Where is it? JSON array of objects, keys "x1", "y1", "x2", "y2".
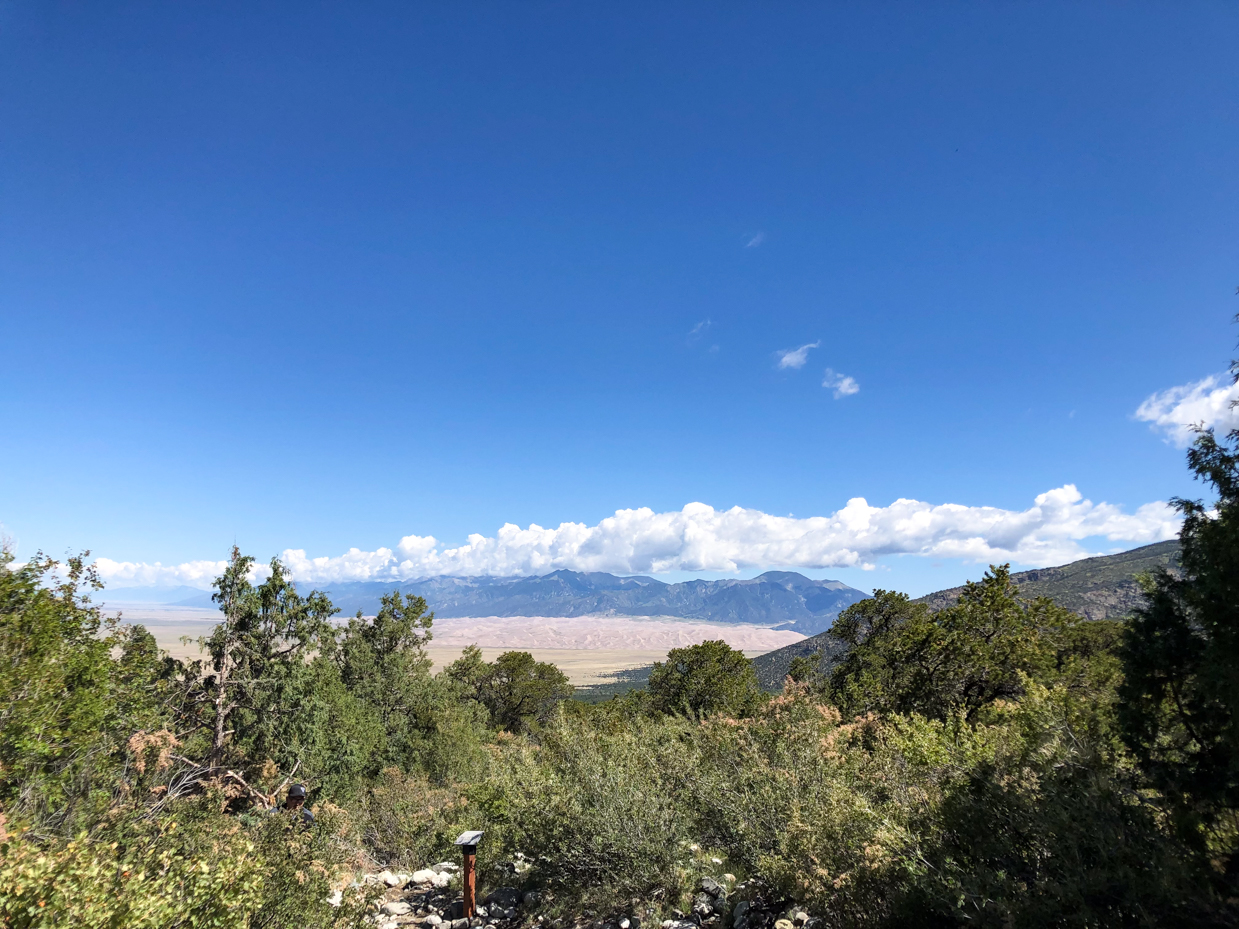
[{"x1": 4, "y1": 428, "x2": 1239, "y2": 928}]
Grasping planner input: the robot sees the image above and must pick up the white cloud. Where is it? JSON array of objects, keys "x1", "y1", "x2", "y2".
[
  {"x1": 776, "y1": 341, "x2": 820, "y2": 370},
  {"x1": 745, "y1": 232, "x2": 765, "y2": 248},
  {"x1": 823, "y1": 368, "x2": 859, "y2": 398},
  {"x1": 688, "y1": 319, "x2": 712, "y2": 338},
  {"x1": 1135, "y1": 373, "x2": 1239, "y2": 447},
  {"x1": 95, "y1": 486, "x2": 1179, "y2": 589},
  {"x1": 93, "y1": 557, "x2": 233, "y2": 588}
]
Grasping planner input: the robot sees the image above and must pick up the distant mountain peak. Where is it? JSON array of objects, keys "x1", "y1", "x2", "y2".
[{"x1": 312, "y1": 569, "x2": 868, "y2": 633}]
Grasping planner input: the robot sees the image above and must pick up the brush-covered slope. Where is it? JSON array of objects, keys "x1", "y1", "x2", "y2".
[{"x1": 751, "y1": 540, "x2": 1180, "y2": 689}]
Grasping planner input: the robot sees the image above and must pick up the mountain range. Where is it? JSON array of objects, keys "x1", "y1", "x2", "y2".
[
  {"x1": 104, "y1": 540, "x2": 1179, "y2": 662},
  {"x1": 749, "y1": 539, "x2": 1181, "y2": 689},
  {"x1": 115, "y1": 569, "x2": 871, "y2": 637}
]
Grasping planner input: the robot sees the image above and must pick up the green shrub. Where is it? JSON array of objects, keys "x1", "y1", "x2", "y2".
[
  {"x1": 685, "y1": 689, "x2": 909, "y2": 925},
  {"x1": 484, "y1": 713, "x2": 700, "y2": 902},
  {"x1": 354, "y1": 767, "x2": 470, "y2": 869},
  {"x1": 0, "y1": 806, "x2": 262, "y2": 929},
  {"x1": 248, "y1": 801, "x2": 379, "y2": 929},
  {"x1": 0, "y1": 794, "x2": 380, "y2": 929}
]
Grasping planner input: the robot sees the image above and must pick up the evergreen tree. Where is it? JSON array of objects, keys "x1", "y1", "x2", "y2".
[
  {"x1": 334, "y1": 590, "x2": 434, "y2": 768},
  {"x1": 827, "y1": 569, "x2": 1116, "y2": 722},
  {"x1": 647, "y1": 639, "x2": 762, "y2": 718},
  {"x1": 1120, "y1": 428, "x2": 1239, "y2": 884},
  {"x1": 177, "y1": 548, "x2": 338, "y2": 782}
]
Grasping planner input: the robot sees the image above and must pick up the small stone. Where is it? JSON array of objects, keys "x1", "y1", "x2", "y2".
[
  {"x1": 775, "y1": 920, "x2": 795, "y2": 929},
  {"x1": 619, "y1": 921, "x2": 630, "y2": 929},
  {"x1": 486, "y1": 888, "x2": 522, "y2": 910},
  {"x1": 522, "y1": 891, "x2": 542, "y2": 907},
  {"x1": 699, "y1": 877, "x2": 724, "y2": 899},
  {"x1": 470, "y1": 919, "x2": 485, "y2": 928},
  {"x1": 378, "y1": 870, "x2": 401, "y2": 887},
  {"x1": 326, "y1": 889, "x2": 344, "y2": 907},
  {"x1": 723, "y1": 874, "x2": 736, "y2": 884},
  {"x1": 384, "y1": 903, "x2": 414, "y2": 917},
  {"x1": 452, "y1": 920, "x2": 469, "y2": 929},
  {"x1": 710, "y1": 857, "x2": 723, "y2": 865},
  {"x1": 792, "y1": 914, "x2": 808, "y2": 927},
  {"x1": 424, "y1": 916, "x2": 443, "y2": 926}
]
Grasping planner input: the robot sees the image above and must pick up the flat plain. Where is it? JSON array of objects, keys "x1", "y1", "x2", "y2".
[{"x1": 106, "y1": 605, "x2": 799, "y2": 685}]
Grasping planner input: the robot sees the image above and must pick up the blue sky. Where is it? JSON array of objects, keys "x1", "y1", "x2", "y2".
[{"x1": 1, "y1": 2, "x2": 1236, "y2": 596}]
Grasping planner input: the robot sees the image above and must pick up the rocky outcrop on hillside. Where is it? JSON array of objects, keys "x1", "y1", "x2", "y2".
[{"x1": 914, "y1": 539, "x2": 1179, "y2": 620}]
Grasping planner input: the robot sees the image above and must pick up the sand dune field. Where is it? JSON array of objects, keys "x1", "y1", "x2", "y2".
[{"x1": 103, "y1": 605, "x2": 805, "y2": 685}]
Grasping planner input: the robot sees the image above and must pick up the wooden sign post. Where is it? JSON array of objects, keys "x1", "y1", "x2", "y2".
[{"x1": 454, "y1": 830, "x2": 485, "y2": 919}]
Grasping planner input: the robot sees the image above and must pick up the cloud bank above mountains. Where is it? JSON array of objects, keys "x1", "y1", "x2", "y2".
[{"x1": 95, "y1": 485, "x2": 1178, "y2": 590}]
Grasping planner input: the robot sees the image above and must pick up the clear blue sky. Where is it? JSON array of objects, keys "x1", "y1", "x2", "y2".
[{"x1": 1, "y1": 2, "x2": 1236, "y2": 595}]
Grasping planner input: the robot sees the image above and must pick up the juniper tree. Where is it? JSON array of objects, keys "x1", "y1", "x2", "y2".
[{"x1": 1120, "y1": 428, "x2": 1239, "y2": 885}]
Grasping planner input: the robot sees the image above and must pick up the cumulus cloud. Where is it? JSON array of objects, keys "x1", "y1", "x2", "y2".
[
  {"x1": 1135, "y1": 373, "x2": 1239, "y2": 447},
  {"x1": 776, "y1": 341, "x2": 820, "y2": 370},
  {"x1": 93, "y1": 557, "x2": 234, "y2": 588},
  {"x1": 745, "y1": 232, "x2": 765, "y2": 248},
  {"x1": 823, "y1": 368, "x2": 859, "y2": 398},
  {"x1": 95, "y1": 486, "x2": 1179, "y2": 589}
]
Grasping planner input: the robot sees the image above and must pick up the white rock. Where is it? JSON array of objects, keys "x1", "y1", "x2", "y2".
[
  {"x1": 411, "y1": 869, "x2": 440, "y2": 885},
  {"x1": 379, "y1": 870, "x2": 402, "y2": 887},
  {"x1": 383, "y1": 902, "x2": 414, "y2": 916},
  {"x1": 432, "y1": 861, "x2": 459, "y2": 873},
  {"x1": 711, "y1": 857, "x2": 723, "y2": 865},
  {"x1": 620, "y1": 920, "x2": 631, "y2": 929},
  {"x1": 432, "y1": 872, "x2": 452, "y2": 888},
  {"x1": 326, "y1": 889, "x2": 344, "y2": 907},
  {"x1": 425, "y1": 916, "x2": 443, "y2": 926}
]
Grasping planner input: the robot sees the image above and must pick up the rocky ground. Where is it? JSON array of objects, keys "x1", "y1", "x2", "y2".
[{"x1": 340, "y1": 859, "x2": 818, "y2": 929}]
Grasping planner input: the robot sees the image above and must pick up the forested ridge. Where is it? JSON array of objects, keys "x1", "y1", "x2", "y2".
[
  {"x1": 4, "y1": 427, "x2": 1239, "y2": 928},
  {"x1": 752, "y1": 538, "x2": 1182, "y2": 689}
]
